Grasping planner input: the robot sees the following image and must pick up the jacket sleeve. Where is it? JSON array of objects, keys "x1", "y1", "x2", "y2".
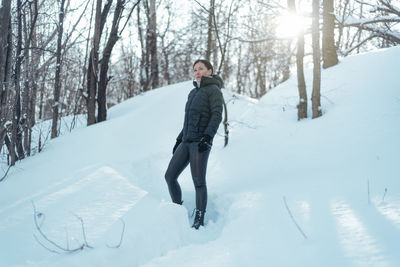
[
  {"x1": 176, "y1": 129, "x2": 183, "y2": 141},
  {"x1": 204, "y1": 87, "x2": 223, "y2": 138}
]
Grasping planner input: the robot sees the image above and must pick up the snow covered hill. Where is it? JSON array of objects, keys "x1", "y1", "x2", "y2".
[{"x1": 0, "y1": 47, "x2": 399, "y2": 267}]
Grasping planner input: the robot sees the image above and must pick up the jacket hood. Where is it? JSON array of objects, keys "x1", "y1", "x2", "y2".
[{"x1": 193, "y1": 74, "x2": 224, "y2": 89}]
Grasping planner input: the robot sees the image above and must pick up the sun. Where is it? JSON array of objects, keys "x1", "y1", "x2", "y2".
[{"x1": 275, "y1": 13, "x2": 310, "y2": 39}]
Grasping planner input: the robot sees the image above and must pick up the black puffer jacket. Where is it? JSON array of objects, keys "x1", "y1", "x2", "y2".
[{"x1": 177, "y1": 75, "x2": 224, "y2": 144}]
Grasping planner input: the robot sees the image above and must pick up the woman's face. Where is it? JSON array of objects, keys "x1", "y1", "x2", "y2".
[{"x1": 193, "y1": 62, "x2": 212, "y2": 83}]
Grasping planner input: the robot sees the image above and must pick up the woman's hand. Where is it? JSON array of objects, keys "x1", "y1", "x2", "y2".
[{"x1": 198, "y1": 135, "x2": 211, "y2": 152}]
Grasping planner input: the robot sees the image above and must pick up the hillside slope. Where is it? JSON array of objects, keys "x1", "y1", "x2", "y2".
[{"x1": 0, "y1": 47, "x2": 399, "y2": 267}]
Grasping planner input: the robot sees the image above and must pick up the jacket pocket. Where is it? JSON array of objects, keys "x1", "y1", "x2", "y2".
[{"x1": 189, "y1": 113, "x2": 200, "y2": 132}]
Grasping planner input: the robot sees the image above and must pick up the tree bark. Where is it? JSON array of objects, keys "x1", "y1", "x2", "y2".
[
  {"x1": 312, "y1": 0, "x2": 322, "y2": 119},
  {"x1": 137, "y1": 3, "x2": 149, "y2": 92},
  {"x1": 0, "y1": 0, "x2": 11, "y2": 103},
  {"x1": 51, "y1": 0, "x2": 65, "y2": 138},
  {"x1": 206, "y1": 0, "x2": 214, "y2": 61},
  {"x1": 322, "y1": 0, "x2": 338, "y2": 68},
  {"x1": 297, "y1": 32, "x2": 308, "y2": 120},
  {"x1": 0, "y1": 0, "x2": 12, "y2": 154},
  {"x1": 148, "y1": 0, "x2": 158, "y2": 88},
  {"x1": 97, "y1": 0, "x2": 125, "y2": 122},
  {"x1": 288, "y1": 0, "x2": 307, "y2": 120},
  {"x1": 11, "y1": 0, "x2": 27, "y2": 165},
  {"x1": 87, "y1": 0, "x2": 103, "y2": 125}
]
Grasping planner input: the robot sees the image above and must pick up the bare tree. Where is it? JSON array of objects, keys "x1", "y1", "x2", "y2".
[
  {"x1": 336, "y1": 0, "x2": 400, "y2": 55},
  {"x1": 322, "y1": 0, "x2": 338, "y2": 68},
  {"x1": 87, "y1": 0, "x2": 118, "y2": 125},
  {"x1": 97, "y1": 0, "x2": 127, "y2": 122},
  {"x1": 288, "y1": 0, "x2": 307, "y2": 120},
  {"x1": 51, "y1": 0, "x2": 66, "y2": 138},
  {"x1": 0, "y1": 0, "x2": 12, "y2": 152},
  {"x1": 206, "y1": 0, "x2": 214, "y2": 61},
  {"x1": 87, "y1": 0, "x2": 108, "y2": 125},
  {"x1": 21, "y1": 0, "x2": 39, "y2": 155},
  {"x1": 10, "y1": 0, "x2": 26, "y2": 165},
  {"x1": 148, "y1": 0, "x2": 159, "y2": 89},
  {"x1": 312, "y1": 0, "x2": 322, "y2": 119},
  {"x1": 137, "y1": 2, "x2": 149, "y2": 92}
]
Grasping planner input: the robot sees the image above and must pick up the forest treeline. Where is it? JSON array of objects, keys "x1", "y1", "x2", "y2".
[{"x1": 0, "y1": 0, "x2": 399, "y2": 167}]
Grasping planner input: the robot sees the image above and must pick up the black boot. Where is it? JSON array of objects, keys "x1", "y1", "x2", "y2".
[{"x1": 192, "y1": 209, "x2": 205, "y2": 229}]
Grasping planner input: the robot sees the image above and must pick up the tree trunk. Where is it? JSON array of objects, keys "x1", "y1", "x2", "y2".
[
  {"x1": 51, "y1": 0, "x2": 65, "y2": 138},
  {"x1": 312, "y1": 0, "x2": 322, "y2": 119},
  {"x1": 137, "y1": 3, "x2": 149, "y2": 92},
  {"x1": 297, "y1": 32, "x2": 308, "y2": 120},
  {"x1": 87, "y1": 0, "x2": 103, "y2": 125},
  {"x1": 22, "y1": 8, "x2": 31, "y2": 152},
  {"x1": 162, "y1": 41, "x2": 171, "y2": 85},
  {"x1": 97, "y1": 0, "x2": 125, "y2": 122},
  {"x1": 0, "y1": 0, "x2": 12, "y2": 153},
  {"x1": 0, "y1": 0, "x2": 11, "y2": 103},
  {"x1": 38, "y1": 71, "x2": 46, "y2": 120},
  {"x1": 20, "y1": 0, "x2": 38, "y2": 155},
  {"x1": 322, "y1": 0, "x2": 338, "y2": 68},
  {"x1": 206, "y1": 0, "x2": 214, "y2": 61},
  {"x1": 10, "y1": 0, "x2": 26, "y2": 165},
  {"x1": 236, "y1": 44, "x2": 242, "y2": 95},
  {"x1": 288, "y1": 0, "x2": 307, "y2": 120},
  {"x1": 148, "y1": 0, "x2": 158, "y2": 88}
]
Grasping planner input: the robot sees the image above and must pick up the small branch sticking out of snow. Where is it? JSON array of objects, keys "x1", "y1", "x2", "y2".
[
  {"x1": 382, "y1": 188, "x2": 388, "y2": 203},
  {"x1": 283, "y1": 196, "x2": 308, "y2": 240},
  {"x1": 31, "y1": 201, "x2": 126, "y2": 253},
  {"x1": 31, "y1": 201, "x2": 90, "y2": 254},
  {"x1": 106, "y1": 219, "x2": 126, "y2": 248},
  {"x1": 73, "y1": 213, "x2": 93, "y2": 248},
  {"x1": 0, "y1": 165, "x2": 12, "y2": 183}
]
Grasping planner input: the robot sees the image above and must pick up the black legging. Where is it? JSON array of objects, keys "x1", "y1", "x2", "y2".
[{"x1": 165, "y1": 142, "x2": 210, "y2": 212}]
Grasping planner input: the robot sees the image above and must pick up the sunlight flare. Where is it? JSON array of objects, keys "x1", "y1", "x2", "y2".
[{"x1": 275, "y1": 13, "x2": 310, "y2": 38}]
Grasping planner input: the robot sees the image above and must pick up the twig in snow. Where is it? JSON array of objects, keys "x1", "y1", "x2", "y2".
[
  {"x1": 0, "y1": 165, "x2": 12, "y2": 183},
  {"x1": 382, "y1": 188, "x2": 388, "y2": 203},
  {"x1": 106, "y1": 219, "x2": 126, "y2": 248},
  {"x1": 73, "y1": 213, "x2": 93, "y2": 248},
  {"x1": 283, "y1": 196, "x2": 308, "y2": 240},
  {"x1": 31, "y1": 201, "x2": 87, "y2": 253},
  {"x1": 33, "y1": 233, "x2": 61, "y2": 254}
]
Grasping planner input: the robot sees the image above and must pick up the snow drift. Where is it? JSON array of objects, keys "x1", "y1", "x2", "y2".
[{"x1": 0, "y1": 47, "x2": 399, "y2": 267}]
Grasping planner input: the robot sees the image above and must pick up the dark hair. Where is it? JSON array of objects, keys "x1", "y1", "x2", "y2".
[{"x1": 193, "y1": 59, "x2": 213, "y2": 74}]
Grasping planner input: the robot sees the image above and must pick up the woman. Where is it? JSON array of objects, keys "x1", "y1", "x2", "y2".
[{"x1": 165, "y1": 59, "x2": 224, "y2": 229}]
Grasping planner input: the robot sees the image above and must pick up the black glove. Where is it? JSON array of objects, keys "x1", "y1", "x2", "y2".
[
  {"x1": 173, "y1": 139, "x2": 182, "y2": 154},
  {"x1": 198, "y1": 135, "x2": 211, "y2": 153}
]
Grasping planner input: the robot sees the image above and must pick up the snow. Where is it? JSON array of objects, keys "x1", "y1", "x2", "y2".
[{"x1": 1, "y1": 46, "x2": 400, "y2": 267}]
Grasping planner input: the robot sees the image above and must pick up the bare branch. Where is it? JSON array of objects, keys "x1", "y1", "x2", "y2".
[
  {"x1": 283, "y1": 196, "x2": 308, "y2": 240},
  {"x1": 342, "y1": 34, "x2": 378, "y2": 56},
  {"x1": 0, "y1": 165, "x2": 12, "y2": 183},
  {"x1": 119, "y1": 0, "x2": 141, "y2": 36},
  {"x1": 343, "y1": 16, "x2": 400, "y2": 26},
  {"x1": 31, "y1": 201, "x2": 87, "y2": 253},
  {"x1": 33, "y1": 234, "x2": 61, "y2": 254},
  {"x1": 192, "y1": 0, "x2": 210, "y2": 13},
  {"x1": 73, "y1": 214, "x2": 93, "y2": 248},
  {"x1": 106, "y1": 219, "x2": 126, "y2": 248}
]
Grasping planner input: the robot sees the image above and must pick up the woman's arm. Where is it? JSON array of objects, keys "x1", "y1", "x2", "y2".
[
  {"x1": 176, "y1": 129, "x2": 183, "y2": 141},
  {"x1": 204, "y1": 87, "x2": 223, "y2": 139}
]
